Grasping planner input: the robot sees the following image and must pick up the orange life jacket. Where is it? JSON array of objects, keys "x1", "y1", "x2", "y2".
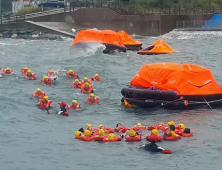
[
  {"x1": 132, "y1": 126, "x2": 146, "y2": 131},
  {"x1": 114, "y1": 127, "x2": 129, "y2": 133},
  {"x1": 93, "y1": 136, "x2": 107, "y2": 141},
  {"x1": 41, "y1": 77, "x2": 52, "y2": 85},
  {"x1": 145, "y1": 134, "x2": 163, "y2": 142},
  {"x1": 66, "y1": 71, "x2": 78, "y2": 78},
  {"x1": 91, "y1": 77, "x2": 101, "y2": 81},
  {"x1": 86, "y1": 96, "x2": 99, "y2": 104},
  {"x1": 72, "y1": 82, "x2": 82, "y2": 88},
  {"x1": 2, "y1": 69, "x2": 13, "y2": 75},
  {"x1": 38, "y1": 99, "x2": 52, "y2": 109},
  {"x1": 82, "y1": 136, "x2": 94, "y2": 141},
  {"x1": 102, "y1": 136, "x2": 122, "y2": 142},
  {"x1": 21, "y1": 68, "x2": 27, "y2": 75},
  {"x1": 32, "y1": 91, "x2": 45, "y2": 98},
  {"x1": 125, "y1": 135, "x2": 141, "y2": 141},
  {"x1": 75, "y1": 136, "x2": 83, "y2": 140},
  {"x1": 67, "y1": 104, "x2": 81, "y2": 109},
  {"x1": 81, "y1": 85, "x2": 93, "y2": 94},
  {"x1": 25, "y1": 73, "x2": 36, "y2": 79},
  {"x1": 80, "y1": 80, "x2": 92, "y2": 85}
]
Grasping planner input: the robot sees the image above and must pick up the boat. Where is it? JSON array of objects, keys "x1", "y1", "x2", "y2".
[
  {"x1": 70, "y1": 29, "x2": 127, "y2": 53},
  {"x1": 137, "y1": 39, "x2": 178, "y2": 55},
  {"x1": 117, "y1": 30, "x2": 142, "y2": 50},
  {"x1": 121, "y1": 63, "x2": 222, "y2": 110}
]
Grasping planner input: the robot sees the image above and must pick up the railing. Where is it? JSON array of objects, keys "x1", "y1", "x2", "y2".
[{"x1": 176, "y1": 20, "x2": 222, "y2": 28}]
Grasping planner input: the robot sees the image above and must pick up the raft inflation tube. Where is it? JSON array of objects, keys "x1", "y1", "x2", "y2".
[
  {"x1": 70, "y1": 29, "x2": 127, "y2": 53},
  {"x1": 121, "y1": 63, "x2": 222, "y2": 110}
]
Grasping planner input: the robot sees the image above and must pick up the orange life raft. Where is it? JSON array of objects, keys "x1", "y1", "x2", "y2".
[
  {"x1": 70, "y1": 29, "x2": 127, "y2": 52},
  {"x1": 118, "y1": 30, "x2": 142, "y2": 50},
  {"x1": 137, "y1": 39, "x2": 178, "y2": 55}
]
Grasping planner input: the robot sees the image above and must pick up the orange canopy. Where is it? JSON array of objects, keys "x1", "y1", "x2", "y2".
[
  {"x1": 137, "y1": 39, "x2": 178, "y2": 54},
  {"x1": 130, "y1": 63, "x2": 222, "y2": 95},
  {"x1": 70, "y1": 29, "x2": 125, "y2": 47},
  {"x1": 117, "y1": 30, "x2": 142, "y2": 46}
]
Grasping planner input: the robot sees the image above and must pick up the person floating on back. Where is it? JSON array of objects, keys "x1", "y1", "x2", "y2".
[
  {"x1": 72, "y1": 79, "x2": 82, "y2": 88},
  {"x1": 2, "y1": 67, "x2": 13, "y2": 75},
  {"x1": 86, "y1": 93, "x2": 99, "y2": 104},
  {"x1": 57, "y1": 102, "x2": 69, "y2": 117},
  {"x1": 21, "y1": 67, "x2": 28, "y2": 75},
  {"x1": 67, "y1": 100, "x2": 81, "y2": 110},
  {"x1": 41, "y1": 76, "x2": 52, "y2": 85},
  {"x1": 32, "y1": 88, "x2": 45, "y2": 98},
  {"x1": 91, "y1": 73, "x2": 101, "y2": 81},
  {"x1": 25, "y1": 70, "x2": 36, "y2": 80},
  {"x1": 81, "y1": 82, "x2": 93, "y2": 94},
  {"x1": 66, "y1": 69, "x2": 78, "y2": 78},
  {"x1": 38, "y1": 96, "x2": 52, "y2": 110}
]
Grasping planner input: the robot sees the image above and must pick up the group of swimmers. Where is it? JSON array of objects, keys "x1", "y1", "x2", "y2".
[
  {"x1": 74, "y1": 121, "x2": 193, "y2": 154},
  {"x1": 1, "y1": 66, "x2": 102, "y2": 116}
]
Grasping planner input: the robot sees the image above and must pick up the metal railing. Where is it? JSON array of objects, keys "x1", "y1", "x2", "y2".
[{"x1": 176, "y1": 20, "x2": 222, "y2": 28}]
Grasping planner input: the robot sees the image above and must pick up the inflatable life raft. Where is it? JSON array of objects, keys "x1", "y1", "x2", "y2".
[
  {"x1": 118, "y1": 30, "x2": 142, "y2": 50},
  {"x1": 70, "y1": 29, "x2": 127, "y2": 53},
  {"x1": 121, "y1": 62, "x2": 222, "y2": 110},
  {"x1": 137, "y1": 39, "x2": 178, "y2": 55}
]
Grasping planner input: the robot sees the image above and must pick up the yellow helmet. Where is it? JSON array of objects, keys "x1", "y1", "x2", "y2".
[
  {"x1": 84, "y1": 130, "x2": 91, "y2": 137},
  {"x1": 6, "y1": 67, "x2": 10, "y2": 71},
  {"x1": 86, "y1": 124, "x2": 92, "y2": 129},
  {"x1": 43, "y1": 96, "x2": 49, "y2": 100},
  {"x1": 168, "y1": 121, "x2": 175, "y2": 126},
  {"x1": 151, "y1": 129, "x2": 159, "y2": 135},
  {"x1": 36, "y1": 88, "x2": 41, "y2": 91},
  {"x1": 50, "y1": 70, "x2": 54, "y2": 73},
  {"x1": 171, "y1": 131, "x2": 176, "y2": 137},
  {"x1": 129, "y1": 129, "x2": 136, "y2": 137},
  {"x1": 84, "y1": 82, "x2": 89, "y2": 86},
  {"x1": 69, "y1": 70, "x2": 73, "y2": 73},
  {"x1": 90, "y1": 93, "x2": 95, "y2": 97},
  {"x1": 72, "y1": 100, "x2": 77, "y2": 104},
  {"x1": 180, "y1": 124, "x2": 185, "y2": 129},
  {"x1": 137, "y1": 123, "x2": 142, "y2": 126},
  {"x1": 43, "y1": 76, "x2": 48, "y2": 79},
  {"x1": 74, "y1": 131, "x2": 81, "y2": 137},
  {"x1": 24, "y1": 67, "x2": 28, "y2": 70},
  {"x1": 108, "y1": 133, "x2": 115, "y2": 140},
  {"x1": 99, "y1": 129, "x2": 105, "y2": 136},
  {"x1": 98, "y1": 124, "x2": 104, "y2": 129},
  {"x1": 27, "y1": 70, "x2": 32, "y2": 73},
  {"x1": 84, "y1": 77, "x2": 88, "y2": 80},
  {"x1": 75, "y1": 79, "x2": 79, "y2": 82},
  {"x1": 95, "y1": 73, "x2": 99, "y2": 77}
]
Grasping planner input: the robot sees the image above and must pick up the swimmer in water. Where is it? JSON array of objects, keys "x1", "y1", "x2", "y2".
[
  {"x1": 21, "y1": 67, "x2": 28, "y2": 74},
  {"x1": 33, "y1": 88, "x2": 45, "y2": 98},
  {"x1": 26, "y1": 70, "x2": 36, "y2": 80},
  {"x1": 81, "y1": 82, "x2": 94, "y2": 93},
  {"x1": 5, "y1": 67, "x2": 13, "y2": 74},
  {"x1": 86, "y1": 93, "x2": 99, "y2": 104},
  {"x1": 67, "y1": 69, "x2": 79, "y2": 78},
  {"x1": 91, "y1": 73, "x2": 101, "y2": 81},
  {"x1": 57, "y1": 102, "x2": 68, "y2": 116},
  {"x1": 72, "y1": 79, "x2": 82, "y2": 88}
]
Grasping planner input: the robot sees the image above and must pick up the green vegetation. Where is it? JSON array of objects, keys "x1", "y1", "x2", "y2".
[
  {"x1": 119, "y1": 0, "x2": 222, "y2": 8},
  {"x1": 13, "y1": 7, "x2": 51, "y2": 16}
]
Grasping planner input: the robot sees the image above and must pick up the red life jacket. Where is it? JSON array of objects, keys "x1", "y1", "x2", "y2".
[
  {"x1": 104, "y1": 127, "x2": 114, "y2": 133},
  {"x1": 2, "y1": 69, "x2": 13, "y2": 75},
  {"x1": 72, "y1": 83, "x2": 82, "y2": 88},
  {"x1": 21, "y1": 68, "x2": 27, "y2": 75},
  {"x1": 41, "y1": 77, "x2": 52, "y2": 85},
  {"x1": 66, "y1": 71, "x2": 78, "y2": 78},
  {"x1": 91, "y1": 77, "x2": 102, "y2": 81},
  {"x1": 145, "y1": 134, "x2": 163, "y2": 142},
  {"x1": 125, "y1": 135, "x2": 141, "y2": 141},
  {"x1": 114, "y1": 127, "x2": 129, "y2": 133},
  {"x1": 47, "y1": 71, "x2": 58, "y2": 76},
  {"x1": 32, "y1": 91, "x2": 45, "y2": 98},
  {"x1": 86, "y1": 96, "x2": 99, "y2": 104},
  {"x1": 132, "y1": 126, "x2": 146, "y2": 131},
  {"x1": 75, "y1": 136, "x2": 83, "y2": 140},
  {"x1": 82, "y1": 136, "x2": 94, "y2": 141},
  {"x1": 93, "y1": 136, "x2": 107, "y2": 141},
  {"x1": 81, "y1": 85, "x2": 93, "y2": 94},
  {"x1": 25, "y1": 73, "x2": 36, "y2": 80},
  {"x1": 38, "y1": 99, "x2": 52, "y2": 109},
  {"x1": 80, "y1": 80, "x2": 92, "y2": 85},
  {"x1": 67, "y1": 104, "x2": 81, "y2": 109}
]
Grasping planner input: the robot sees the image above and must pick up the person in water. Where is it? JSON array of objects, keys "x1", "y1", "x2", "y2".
[
  {"x1": 57, "y1": 102, "x2": 69, "y2": 117},
  {"x1": 67, "y1": 69, "x2": 78, "y2": 78},
  {"x1": 142, "y1": 129, "x2": 171, "y2": 154},
  {"x1": 91, "y1": 73, "x2": 101, "y2": 81},
  {"x1": 176, "y1": 124, "x2": 192, "y2": 135},
  {"x1": 67, "y1": 100, "x2": 80, "y2": 109},
  {"x1": 72, "y1": 79, "x2": 82, "y2": 88},
  {"x1": 78, "y1": 128, "x2": 85, "y2": 135},
  {"x1": 163, "y1": 125, "x2": 176, "y2": 139},
  {"x1": 80, "y1": 77, "x2": 92, "y2": 85},
  {"x1": 41, "y1": 76, "x2": 52, "y2": 84},
  {"x1": 25, "y1": 70, "x2": 36, "y2": 80},
  {"x1": 21, "y1": 67, "x2": 29, "y2": 74},
  {"x1": 4, "y1": 67, "x2": 13, "y2": 74},
  {"x1": 81, "y1": 82, "x2": 93, "y2": 94},
  {"x1": 86, "y1": 93, "x2": 99, "y2": 104},
  {"x1": 38, "y1": 96, "x2": 52, "y2": 110},
  {"x1": 49, "y1": 70, "x2": 56, "y2": 75},
  {"x1": 33, "y1": 88, "x2": 45, "y2": 98}
]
